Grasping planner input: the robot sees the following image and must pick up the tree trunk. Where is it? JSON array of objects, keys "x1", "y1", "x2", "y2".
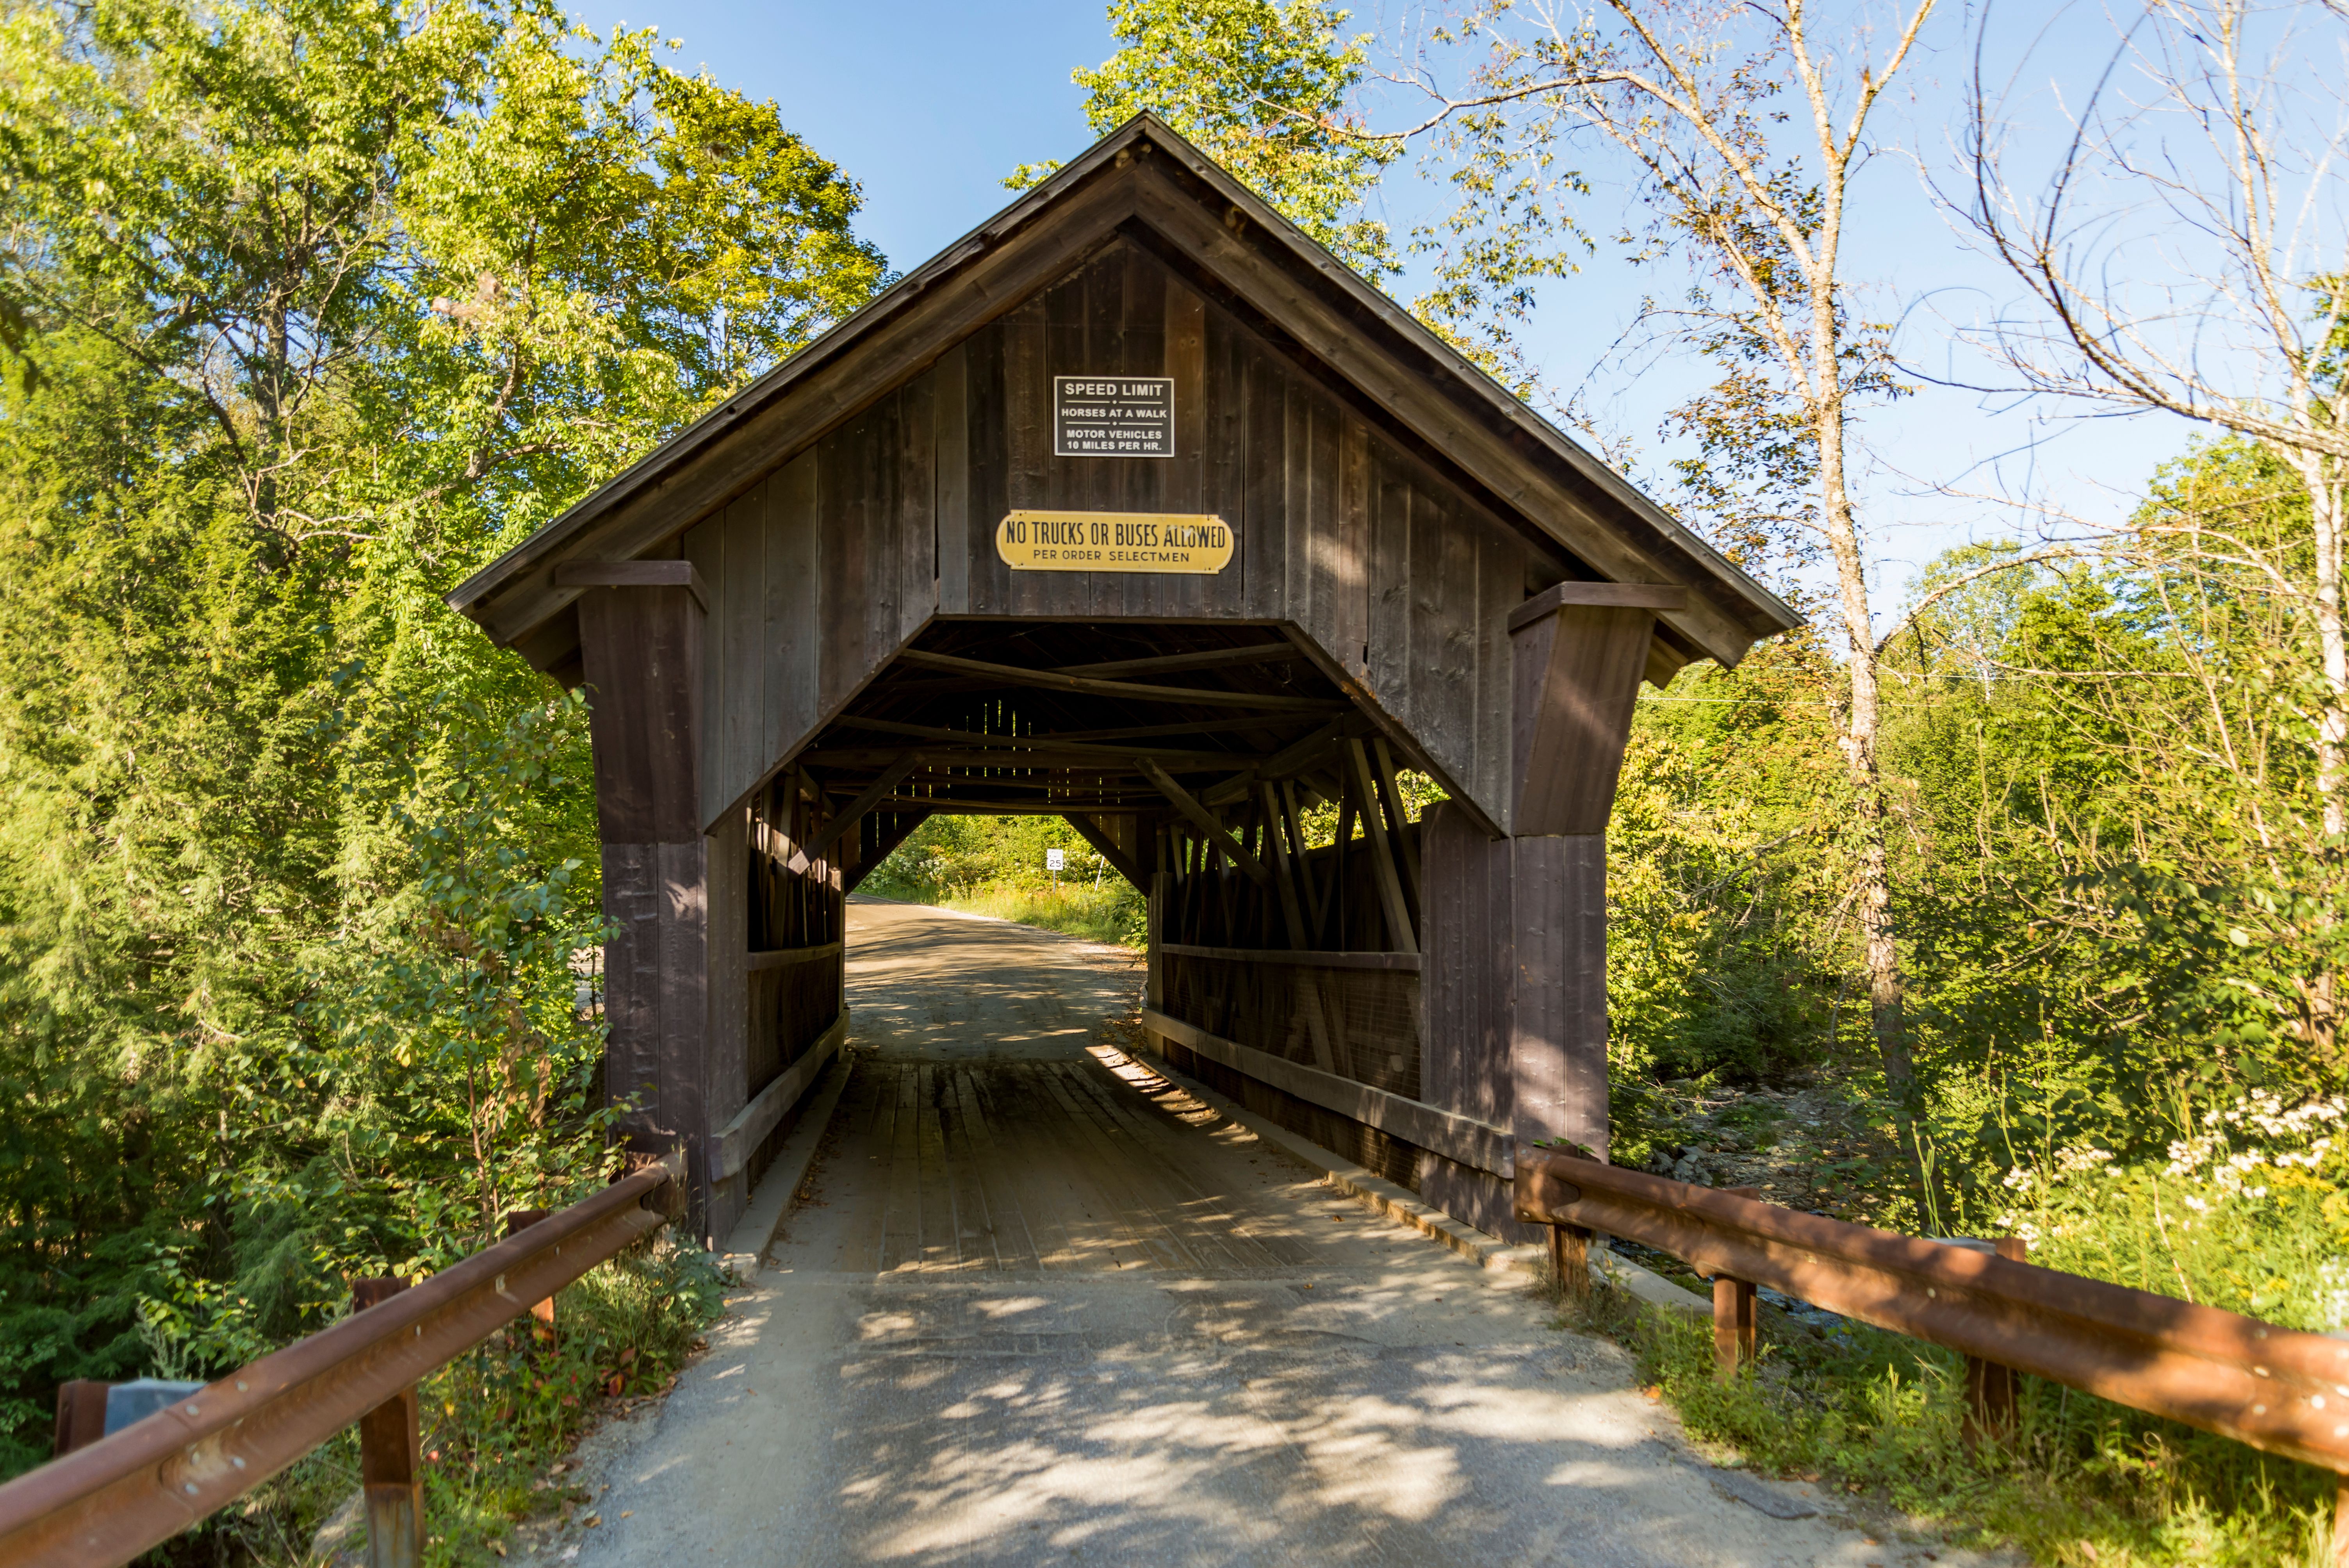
[
  {"x1": 2295, "y1": 442, "x2": 2347, "y2": 1060},
  {"x1": 1817, "y1": 402, "x2": 1914, "y2": 1098},
  {"x1": 2300, "y1": 445, "x2": 2349, "y2": 846}
]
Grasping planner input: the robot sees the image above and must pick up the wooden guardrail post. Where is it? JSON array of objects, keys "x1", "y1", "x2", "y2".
[
  {"x1": 1713, "y1": 1276, "x2": 1757, "y2": 1378},
  {"x1": 50, "y1": 1381, "x2": 111, "y2": 1458},
  {"x1": 1712, "y1": 1187, "x2": 1761, "y2": 1379},
  {"x1": 504, "y1": 1210, "x2": 556, "y2": 1340},
  {"x1": 352, "y1": 1276, "x2": 422, "y2": 1568},
  {"x1": 1962, "y1": 1237, "x2": 2029, "y2": 1446},
  {"x1": 1549, "y1": 1222, "x2": 1593, "y2": 1303}
]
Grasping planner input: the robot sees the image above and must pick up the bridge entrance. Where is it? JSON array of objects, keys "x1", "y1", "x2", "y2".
[
  {"x1": 546, "y1": 897, "x2": 1886, "y2": 1568},
  {"x1": 447, "y1": 113, "x2": 1797, "y2": 1249}
]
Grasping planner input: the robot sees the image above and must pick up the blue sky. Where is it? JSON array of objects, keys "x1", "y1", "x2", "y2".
[{"x1": 585, "y1": 0, "x2": 2203, "y2": 629}]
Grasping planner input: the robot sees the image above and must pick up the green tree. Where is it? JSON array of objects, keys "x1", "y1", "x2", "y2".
[
  {"x1": 0, "y1": 0, "x2": 885, "y2": 1472},
  {"x1": 1016, "y1": 0, "x2": 1397, "y2": 281}
]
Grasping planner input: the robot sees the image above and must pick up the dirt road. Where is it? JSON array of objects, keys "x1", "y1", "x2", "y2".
[{"x1": 565, "y1": 900, "x2": 1944, "y2": 1567}]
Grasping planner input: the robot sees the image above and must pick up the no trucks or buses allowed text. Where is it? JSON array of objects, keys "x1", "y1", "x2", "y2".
[{"x1": 995, "y1": 511, "x2": 1235, "y2": 574}]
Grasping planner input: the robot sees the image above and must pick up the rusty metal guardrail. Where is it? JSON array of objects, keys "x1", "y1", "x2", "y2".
[
  {"x1": 1517, "y1": 1150, "x2": 2349, "y2": 1544},
  {"x1": 0, "y1": 1154, "x2": 680, "y2": 1568}
]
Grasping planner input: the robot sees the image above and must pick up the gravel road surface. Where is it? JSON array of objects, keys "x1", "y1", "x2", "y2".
[{"x1": 562, "y1": 899, "x2": 1968, "y2": 1568}]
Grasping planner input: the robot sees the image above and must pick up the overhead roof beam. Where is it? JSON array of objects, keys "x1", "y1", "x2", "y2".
[
  {"x1": 893, "y1": 649, "x2": 1345, "y2": 713},
  {"x1": 799, "y1": 748, "x2": 1229, "y2": 774},
  {"x1": 836, "y1": 714, "x2": 1310, "y2": 745},
  {"x1": 1059, "y1": 643, "x2": 1302, "y2": 679}
]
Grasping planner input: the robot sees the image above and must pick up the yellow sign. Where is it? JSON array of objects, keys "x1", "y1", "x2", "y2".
[{"x1": 995, "y1": 510, "x2": 1235, "y2": 574}]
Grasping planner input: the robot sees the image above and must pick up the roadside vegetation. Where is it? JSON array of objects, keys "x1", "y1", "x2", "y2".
[
  {"x1": 0, "y1": 0, "x2": 883, "y2": 1545},
  {"x1": 1567, "y1": 1280, "x2": 2339, "y2": 1568},
  {"x1": 203, "y1": 1248, "x2": 724, "y2": 1566},
  {"x1": 864, "y1": 816, "x2": 1149, "y2": 947},
  {"x1": 1, "y1": 0, "x2": 2344, "y2": 1565}
]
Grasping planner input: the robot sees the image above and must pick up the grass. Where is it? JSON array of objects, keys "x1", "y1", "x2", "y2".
[
  {"x1": 926, "y1": 880, "x2": 1146, "y2": 948},
  {"x1": 169, "y1": 1242, "x2": 726, "y2": 1566},
  {"x1": 1561, "y1": 1276, "x2": 2342, "y2": 1566}
]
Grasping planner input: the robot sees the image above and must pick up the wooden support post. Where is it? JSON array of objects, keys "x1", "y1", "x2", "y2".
[
  {"x1": 1509, "y1": 834, "x2": 1609, "y2": 1161},
  {"x1": 504, "y1": 1210, "x2": 556, "y2": 1338},
  {"x1": 1329, "y1": 793, "x2": 1354, "y2": 948},
  {"x1": 51, "y1": 1380, "x2": 111, "y2": 1457},
  {"x1": 1505, "y1": 590, "x2": 1663, "y2": 1173},
  {"x1": 1713, "y1": 1275, "x2": 1757, "y2": 1380},
  {"x1": 1345, "y1": 738, "x2": 1417, "y2": 953},
  {"x1": 1549, "y1": 1222, "x2": 1593, "y2": 1303},
  {"x1": 575, "y1": 576, "x2": 724, "y2": 1242},
  {"x1": 1136, "y1": 757, "x2": 1272, "y2": 887},
  {"x1": 1369, "y1": 737, "x2": 1421, "y2": 912},
  {"x1": 1963, "y1": 1237, "x2": 2030, "y2": 1446},
  {"x1": 353, "y1": 1276, "x2": 422, "y2": 1568},
  {"x1": 1146, "y1": 871, "x2": 1167, "y2": 1014},
  {"x1": 1259, "y1": 780, "x2": 1338, "y2": 1071},
  {"x1": 1279, "y1": 782, "x2": 1324, "y2": 937}
]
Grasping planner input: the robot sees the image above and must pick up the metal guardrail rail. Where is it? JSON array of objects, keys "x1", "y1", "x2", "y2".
[
  {"x1": 1516, "y1": 1150, "x2": 2349, "y2": 1552},
  {"x1": 0, "y1": 1155, "x2": 680, "y2": 1568}
]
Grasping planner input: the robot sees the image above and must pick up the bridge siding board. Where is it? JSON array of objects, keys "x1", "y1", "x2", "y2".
[
  {"x1": 901, "y1": 372, "x2": 939, "y2": 636},
  {"x1": 934, "y1": 349, "x2": 970, "y2": 614},
  {"x1": 1417, "y1": 802, "x2": 1526, "y2": 1240},
  {"x1": 718, "y1": 490, "x2": 764, "y2": 814},
  {"x1": 1239, "y1": 337, "x2": 1280, "y2": 620},
  {"x1": 688, "y1": 239, "x2": 1547, "y2": 832},
  {"x1": 704, "y1": 806, "x2": 750, "y2": 1241},
  {"x1": 767, "y1": 459, "x2": 818, "y2": 770},
  {"x1": 1087, "y1": 247, "x2": 1129, "y2": 622}
]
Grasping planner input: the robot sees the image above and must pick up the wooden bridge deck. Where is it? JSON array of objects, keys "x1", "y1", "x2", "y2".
[
  {"x1": 814, "y1": 1056, "x2": 1330, "y2": 1276},
  {"x1": 556, "y1": 902, "x2": 1948, "y2": 1568}
]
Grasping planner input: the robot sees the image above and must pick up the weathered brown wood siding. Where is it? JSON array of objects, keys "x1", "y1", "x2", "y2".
[
  {"x1": 679, "y1": 237, "x2": 1557, "y2": 832},
  {"x1": 1417, "y1": 802, "x2": 1525, "y2": 1238}
]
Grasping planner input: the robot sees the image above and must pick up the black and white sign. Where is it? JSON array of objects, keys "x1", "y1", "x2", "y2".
[
  {"x1": 1054, "y1": 376, "x2": 1174, "y2": 457},
  {"x1": 1045, "y1": 848, "x2": 1066, "y2": 872}
]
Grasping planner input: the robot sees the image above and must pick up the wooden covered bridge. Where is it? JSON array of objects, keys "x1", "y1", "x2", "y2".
[
  {"x1": 447, "y1": 112, "x2": 1798, "y2": 1251},
  {"x1": 32, "y1": 116, "x2": 2349, "y2": 1568}
]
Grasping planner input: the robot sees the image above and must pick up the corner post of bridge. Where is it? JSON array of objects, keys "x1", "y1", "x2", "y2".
[
  {"x1": 352, "y1": 1275, "x2": 422, "y2": 1568},
  {"x1": 570, "y1": 563, "x2": 728, "y2": 1244},
  {"x1": 1506, "y1": 589, "x2": 1668, "y2": 1182}
]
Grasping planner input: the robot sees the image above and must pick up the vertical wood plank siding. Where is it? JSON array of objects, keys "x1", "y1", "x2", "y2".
[{"x1": 683, "y1": 236, "x2": 1558, "y2": 833}]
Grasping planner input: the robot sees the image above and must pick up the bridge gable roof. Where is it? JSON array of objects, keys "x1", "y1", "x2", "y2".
[{"x1": 447, "y1": 113, "x2": 1799, "y2": 674}]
